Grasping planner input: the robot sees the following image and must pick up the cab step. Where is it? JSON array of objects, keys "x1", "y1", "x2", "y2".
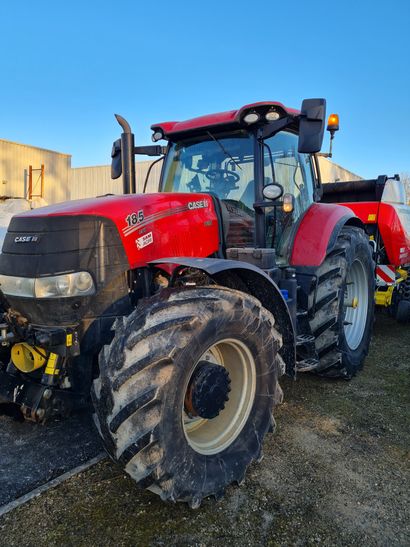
[
  {"x1": 296, "y1": 334, "x2": 315, "y2": 346},
  {"x1": 296, "y1": 358, "x2": 320, "y2": 372}
]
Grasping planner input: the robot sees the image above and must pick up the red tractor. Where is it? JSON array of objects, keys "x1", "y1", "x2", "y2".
[{"x1": 0, "y1": 99, "x2": 375, "y2": 507}]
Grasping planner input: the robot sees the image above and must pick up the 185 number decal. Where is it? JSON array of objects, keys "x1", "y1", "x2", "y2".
[{"x1": 126, "y1": 210, "x2": 144, "y2": 227}]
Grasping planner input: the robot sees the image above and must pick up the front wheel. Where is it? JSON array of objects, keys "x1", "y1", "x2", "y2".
[{"x1": 92, "y1": 286, "x2": 284, "y2": 507}]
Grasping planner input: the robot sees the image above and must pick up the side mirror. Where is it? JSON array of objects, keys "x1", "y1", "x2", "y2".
[
  {"x1": 111, "y1": 138, "x2": 122, "y2": 179},
  {"x1": 263, "y1": 183, "x2": 283, "y2": 200},
  {"x1": 298, "y1": 98, "x2": 326, "y2": 153}
]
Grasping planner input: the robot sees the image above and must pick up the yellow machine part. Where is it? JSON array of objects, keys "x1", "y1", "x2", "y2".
[
  {"x1": 374, "y1": 268, "x2": 408, "y2": 307},
  {"x1": 375, "y1": 286, "x2": 394, "y2": 307},
  {"x1": 11, "y1": 343, "x2": 47, "y2": 373},
  {"x1": 44, "y1": 352, "x2": 60, "y2": 376}
]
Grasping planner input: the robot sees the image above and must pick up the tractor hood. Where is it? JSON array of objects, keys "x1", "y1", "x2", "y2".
[
  {"x1": 1, "y1": 192, "x2": 220, "y2": 275},
  {"x1": 0, "y1": 192, "x2": 220, "y2": 328},
  {"x1": 0, "y1": 193, "x2": 219, "y2": 278}
]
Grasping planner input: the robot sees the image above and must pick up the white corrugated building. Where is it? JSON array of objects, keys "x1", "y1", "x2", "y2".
[
  {"x1": 0, "y1": 139, "x2": 71, "y2": 204},
  {"x1": 318, "y1": 157, "x2": 362, "y2": 183},
  {"x1": 70, "y1": 160, "x2": 162, "y2": 199}
]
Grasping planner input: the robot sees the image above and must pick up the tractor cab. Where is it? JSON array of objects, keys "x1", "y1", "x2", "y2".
[
  {"x1": 160, "y1": 127, "x2": 318, "y2": 261},
  {"x1": 148, "y1": 99, "x2": 327, "y2": 264}
]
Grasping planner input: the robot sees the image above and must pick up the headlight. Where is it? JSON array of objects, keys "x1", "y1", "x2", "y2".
[
  {"x1": 0, "y1": 276, "x2": 35, "y2": 298},
  {"x1": 0, "y1": 272, "x2": 95, "y2": 298}
]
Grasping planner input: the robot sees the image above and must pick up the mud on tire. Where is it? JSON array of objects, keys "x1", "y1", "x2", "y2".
[
  {"x1": 309, "y1": 226, "x2": 375, "y2": 379},
  {"x1": 92, "y1": 286, "x2": 284, "y2": 507}
]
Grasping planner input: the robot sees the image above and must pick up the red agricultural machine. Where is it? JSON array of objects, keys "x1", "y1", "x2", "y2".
[
  {"x1": 322, "y1": 175, "x2": 410, "y2": 321},
  {"x1": 0, "y1": 99, "x2": 379, "y2": 506}
]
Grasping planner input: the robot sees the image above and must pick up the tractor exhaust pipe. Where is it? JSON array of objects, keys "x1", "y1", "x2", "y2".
[{"x1": 114, "y1": 114, "x2": 136, "y2": 194}]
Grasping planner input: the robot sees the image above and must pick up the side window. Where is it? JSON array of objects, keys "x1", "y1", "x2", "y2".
[
  {"x1": 263, "y1": 132, "x2": 316, "y2": 257},
  {"x1": 264, "y1": 132, "x2": 315, "y2": 218},
  {"x1": 301, "y1": 153, "x2": 315, "y2": 202}
]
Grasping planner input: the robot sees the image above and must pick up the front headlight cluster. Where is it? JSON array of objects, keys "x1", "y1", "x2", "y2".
[{"x1": 0, "y1": 272, "x2": 95, "y2": 298}]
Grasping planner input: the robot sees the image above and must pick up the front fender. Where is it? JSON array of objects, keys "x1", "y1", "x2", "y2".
[
  {"x1": 150, "y1": 257, "x2": 296, "y2": 376},
  {"x1": 290, "y1": 203, "x2": 363, "y2": 267}
]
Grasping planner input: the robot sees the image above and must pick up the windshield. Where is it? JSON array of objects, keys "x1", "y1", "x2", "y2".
[
  {"x1": 161, "y1": 130, "x2": 315, "y2": 254},
  {"x1": 161, "y1": 131, "x2": 255, "y2": 212}
]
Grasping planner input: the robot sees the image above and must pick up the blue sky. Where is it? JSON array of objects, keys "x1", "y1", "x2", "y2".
[{"x1": 1, "y1": 0, "x2": 409, "y2": 178}]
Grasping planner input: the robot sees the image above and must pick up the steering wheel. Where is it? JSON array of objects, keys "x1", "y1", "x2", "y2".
[{"x1": 205, "y1": 169, "x2": 240, "y2": 185}]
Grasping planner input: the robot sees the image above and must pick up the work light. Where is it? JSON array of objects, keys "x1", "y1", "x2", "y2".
[
  {"x1": 152, "y1": 130, "x2": 164, "y2": 142},
  {"x1": 243, "y1": 111, "x2": 260, "y2": 124},
  {"x1": 265, "y1": 110, "x2": 281, "y2": 121}
]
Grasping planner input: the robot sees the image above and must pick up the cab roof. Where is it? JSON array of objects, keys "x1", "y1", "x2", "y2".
[{"x1": 151, "y1": 101, "x2": 300, "y2": 139}]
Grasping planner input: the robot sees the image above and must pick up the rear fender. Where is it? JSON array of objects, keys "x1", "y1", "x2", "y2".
[
  {"x1": 150, "y1": 257, "x2": 296, "y2": 376},
  {"x1": 290, "y1": 203, "x2": 364, "y2": 267}
]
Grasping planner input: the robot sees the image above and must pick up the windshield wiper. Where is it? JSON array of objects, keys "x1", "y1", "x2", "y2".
[{"x1": 206, "y1": 131, "x2": 242, "y2": 170}]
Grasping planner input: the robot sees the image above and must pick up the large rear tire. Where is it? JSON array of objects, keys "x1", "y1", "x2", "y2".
[
  {"x1": 92, "y1": 286, "x2": 283, "y2": 507},
  {"x1": 309, "y1": 227, "x2": 375, "y2": 379}
]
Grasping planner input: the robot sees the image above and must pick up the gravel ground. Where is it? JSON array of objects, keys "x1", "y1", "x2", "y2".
[{"x1": 0, "y1": 312, "x2": 409, "y2": 546}]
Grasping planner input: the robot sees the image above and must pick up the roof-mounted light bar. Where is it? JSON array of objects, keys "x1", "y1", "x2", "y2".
[
  {"x1": 151, "y1": 101, "x2": 298, "y2": 138},
  {"x1": 239, "y1": 104, "x2": 287, "y2": 127}
]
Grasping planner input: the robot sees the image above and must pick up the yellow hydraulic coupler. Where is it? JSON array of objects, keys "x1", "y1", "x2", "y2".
[
  {"x1": 11, "y1": 343, "x2": 61, "y2": 385},
  {"x1": 11, "y1": 343, "x2": 47, "y2": 373}
]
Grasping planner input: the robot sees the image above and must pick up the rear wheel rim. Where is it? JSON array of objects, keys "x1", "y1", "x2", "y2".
[
  {"x1": 344, "y1": 258, "x2": 369, "y2": 350},
  {"x1": 183, "y1": 338, "x2": 256, "y2": 455}
]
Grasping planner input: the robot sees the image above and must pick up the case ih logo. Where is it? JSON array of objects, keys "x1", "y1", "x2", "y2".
[
  {"x1": 14, "y1": 235, "x2": 40, "y2": 243},
  {"x1": 188, "y1": 199, "x2": 209, "y2": 210}
]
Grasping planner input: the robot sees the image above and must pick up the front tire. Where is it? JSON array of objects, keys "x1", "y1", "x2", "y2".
[
  {"x1": 309, "y1": 226, "x2": 375, "y2": 379},
  {"x1": 92, "y1": 286, "x2": 283, "y2": 507}
]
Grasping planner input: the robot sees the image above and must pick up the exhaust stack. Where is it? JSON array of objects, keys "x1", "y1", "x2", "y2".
[{"x1": 114, "y1": 114, "x2": 136, "y2": 194}]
